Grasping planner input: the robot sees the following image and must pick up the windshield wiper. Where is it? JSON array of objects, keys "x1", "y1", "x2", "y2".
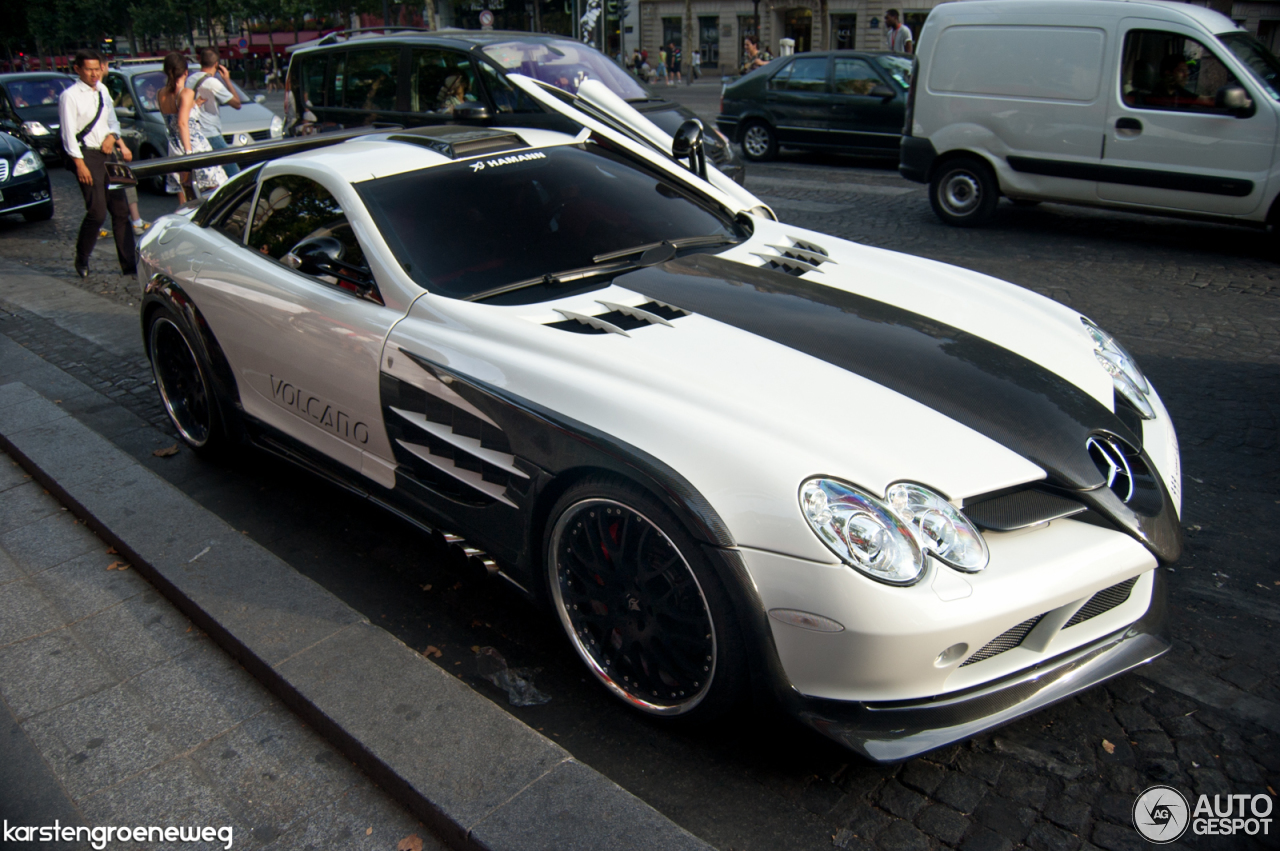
[
  {"x1": 465, "y1": 259, "x2": 637, "y2": 303},
  {"x1": 592, "y1": 234, "x2": 739, "y2": 264}
]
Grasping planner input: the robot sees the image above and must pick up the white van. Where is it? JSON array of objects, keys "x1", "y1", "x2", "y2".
[{"x1": 900, "y1": 0, "x2": 1280, "y2": 231}]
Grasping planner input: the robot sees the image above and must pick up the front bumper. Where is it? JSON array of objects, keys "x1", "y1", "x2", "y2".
[
  {"x1": 789, "y1": 569, "x2": 1168, "y2": 761},
  {"x1": 0, "y1": 168, "x2": 52, "y2": 215},
  {"x1": 899, "y1": 136, "x2": 937, "y2": 184}
]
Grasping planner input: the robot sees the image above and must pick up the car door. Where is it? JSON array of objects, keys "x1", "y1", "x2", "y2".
[
  {"x1": 104, "y1": 72, "x2": 145, "y2": 158},
  {"x1": 1100, "y1": 23, "x2": 1277, "y2": 215},
  {"x1": 194, "y1": 170, "x2": 409, "y2": 487},
  {"x1": 325, "y1": 47, "x2": 406, "y2": 130},
  {"x1": 765, "y1": 55, "x2": 832, "y2": 147},
  {"x1": 828, "y1": 55, "x2": 902, "y2": 152}
]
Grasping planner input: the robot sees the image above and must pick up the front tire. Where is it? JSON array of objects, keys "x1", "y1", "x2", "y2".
[
  {"x1": 740, "y1": 120, "x2": 777, "y2": 162},
  {"x1": 545, "y1": 476, "x2": 746, "y2": 721},
  {"x1": 147, "y1": 305, "x2": 227, "y2": 455},
  {"x1": 22, "y1": 200, "x2": 54, "y2": 222},
  {"x1": 930, "y1": 155, "x2": 1000, "y2": 227}
]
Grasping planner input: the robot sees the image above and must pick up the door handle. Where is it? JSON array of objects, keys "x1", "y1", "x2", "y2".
[{"x1": 1115, "y1": 117, "x2": 1142, "y2": 137}]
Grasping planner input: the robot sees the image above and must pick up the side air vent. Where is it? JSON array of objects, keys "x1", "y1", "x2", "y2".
[
  {"x1": 963, "y1": 489, "x2": 1087, "y2": 532},
  {"x1": 961, "y1": 615, "x2": 1043, "y2": 667},
  {"x1": 1063, "y1": 577, "x2": 1137, "y2": 629},
  {"x1": 750, "y1": 239, "x2": 834, "y2": 277},
  {"x1": 545, "y1": 300, "x2": 691, "y2": 336}
]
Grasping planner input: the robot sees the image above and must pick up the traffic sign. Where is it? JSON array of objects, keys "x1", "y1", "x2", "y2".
[
  {"x1": 479, "y1": 10, "x2": 494, "y2": 28},
  {"x1": 238, "y1": 38, "x2": 248, "y2": 48}
]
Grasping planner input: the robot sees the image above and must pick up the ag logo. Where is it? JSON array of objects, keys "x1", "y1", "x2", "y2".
[{"x1": 1132, "y1": 785, "x2": 1190, "y2": 843}]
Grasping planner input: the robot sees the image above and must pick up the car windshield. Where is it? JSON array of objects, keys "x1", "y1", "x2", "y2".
[
  {"x1": 1218, "y1": 31, "x2": 1280, "y2": 101},
  {"x1": 7, "y1": 77, "x2": 72, "y2": 107},
  {"x1": 132, "y1": 69, "x2": 251, "y2": 111},
  {"x1": 356, "y1": 143, "x2": 741, "y2": 300},
  {"x1": 482, "y1": 39, "x2": 650, "y2": 101},
  {"x1": 876, "y1": 55, "x2": 913, "y2": 89}
]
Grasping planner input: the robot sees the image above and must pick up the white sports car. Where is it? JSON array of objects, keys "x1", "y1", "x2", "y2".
[{"x1": 132, "y1": 76, "x2": 1182, "y2": 761}]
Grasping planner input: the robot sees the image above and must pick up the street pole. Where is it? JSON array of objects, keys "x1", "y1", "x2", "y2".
[{"x1": 383, "y1": 0, "x2": 391, "y2": 28}]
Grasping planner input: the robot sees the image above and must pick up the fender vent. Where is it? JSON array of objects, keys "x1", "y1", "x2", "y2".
[
  {"x1": 545, "y1": 300, "x2": 690, "y2": 336},
  {"x1": 1063, "y1": 577, "x2": 1138, "y2": 628},
  {"x1": 750, "y1": 239, "x2": 833, "y2": 277},
  {"x1": 963, "y1": 489, "x2": 1087, "y2": 532},
  {"x1": 961, "y1": 615, "x2": 1043, "y2": 667}
]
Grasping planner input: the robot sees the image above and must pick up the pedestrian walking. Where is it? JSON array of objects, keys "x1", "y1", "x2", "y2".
[
  {"x1": 656, "y1": 48, "x2": 669, "y2": 85},
  {"x1": 669, "y1": 43, "x2": 683, "y2": 85},
  {"x1": 187, "y1": 47, "x2": 243, "y2": 177},
  {"x1": 690, "y1": 49, "x2": 701, "y2": 84},
  {"x1": 58, "y1": 49, "x2": 136, "y2": 279},
  {"x1": 158, "y1": 52, "x2": 227, "y2": 203},
  {"x1": 884, "y1": 9, "x2": 914, "y2": 53},
  {"x1": 740, "y1": 35, "x2": 772, "y2": 74}
]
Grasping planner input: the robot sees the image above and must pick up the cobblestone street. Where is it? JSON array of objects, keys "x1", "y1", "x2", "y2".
[{"x1": 0, "y1": 152, "x2": 1277, "y2": 851}]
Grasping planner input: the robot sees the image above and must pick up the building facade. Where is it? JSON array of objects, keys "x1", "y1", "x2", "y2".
[{"x1": 633, "y1": 0, "x2": 1280, "y2": 75}]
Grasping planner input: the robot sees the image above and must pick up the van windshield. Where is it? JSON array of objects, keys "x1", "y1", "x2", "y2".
[
  {"x1": 1218, "y1": 32, "x2": 1280, "y2": 101},
  {"x1": 482, "y1": 39, "x2": 650, "y2": 102}
]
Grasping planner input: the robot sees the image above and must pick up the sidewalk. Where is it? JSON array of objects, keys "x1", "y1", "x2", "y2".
[{"x1": 0, "y1": 449, "x2": 437, "y2": 851}]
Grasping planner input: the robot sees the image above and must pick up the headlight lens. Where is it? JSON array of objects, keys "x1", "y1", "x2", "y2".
[
  {"x1": 885, "y1": 483, "x2": 989, "y2": 572},
  {"x1": 800, "y1": 479, "x2": 923, "y2": 585},
  {"x1": 21, "y1": 121, "x2": 50, "y2": 136},
  {"x1": 270, "y1": 114, "x2": 284, "y2": 138},
  {"x1": 1082, "y1": 317, "x2": 1154, "y2": 420},
  {"x1": 13, "y1": 151, "x2": 44, "y2": 178}
]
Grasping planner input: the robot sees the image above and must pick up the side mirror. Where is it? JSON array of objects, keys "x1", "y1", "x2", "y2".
[
  {"x1": 452, "y1": 102, "x2": 491, "y2": 121},
  {"x1": 253, "y1": 94, "x2": 266, "y2": 105},
  {"x1": 287, "y1": 237, "x2": 374, "y2": 291},
  {"x1": 672, "y1": 118, "x2": 707, "y2": 180},
  {"x1": 115, "y1": 105, "x2": 136, "y2": 119},
  {"x1": 870, "y1": 83, "x2": 896, "y2": 102},
  {"x1": 1216, "y1": 85, "x2": 1253, "y2": 116}
]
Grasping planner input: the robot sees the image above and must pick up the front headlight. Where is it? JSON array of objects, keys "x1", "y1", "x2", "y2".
[
  {"x1": 801, "y1": 478, "x2": 989, "y2": 585},
  {"x1": 13, "y1": 151, "x2": 44, "y2": 178},
  {"x1": 270, "y1": 115, "x2": 284, "y2": 138},
  {"x1": 21, "y1": 121, "x2": 50, "y2": 136},
  {"x1": 1082, "y1": 317, "x2": 1154, "y2": 420}
]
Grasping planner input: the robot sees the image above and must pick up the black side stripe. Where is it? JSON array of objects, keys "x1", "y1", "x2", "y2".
[{"x1": 1007, "y1": 155, "x2": 1254, "y2": 197}]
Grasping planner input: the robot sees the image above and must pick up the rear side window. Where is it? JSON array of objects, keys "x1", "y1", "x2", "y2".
[
  {"x1": 929, "y1": 26, "x2": 1105, "y2": 102},
  {"x1": 769, "y1": 57, "x2": 829, "y2": 92},
  {"x1": 343, "y1": 49, "x2": 399, "y2": 111},
  {"x1": 410, "y1": 49, "x2": 478, "y2": 113},
  {"x1": 296, "y1": 53, "x2": 327, "y2": 110}
]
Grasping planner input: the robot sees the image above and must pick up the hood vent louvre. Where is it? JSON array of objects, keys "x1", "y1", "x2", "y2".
[
  {"x1": 750, "y1": 239, "x2": 834, "y2": 277},
  {"x1": 546, "y1": 300, "x2": 690, "y2": 335}
]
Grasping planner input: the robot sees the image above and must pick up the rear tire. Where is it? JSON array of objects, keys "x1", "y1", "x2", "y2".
[
  {"x1": 930, "y1": 155, "x2": 1000, "y2": 227},
  {"x1": 740, "y1": 120, "x2": 777, "y2": 163},
  {"x1": 545, "y1": 475, "x2": 747, "y2": 722},
  {"x1": 147, "y1": 305, "x2": 228, "y2": 456},
  {"x1": 22, "y1": 200, "x2": 53, "y2": 222}
]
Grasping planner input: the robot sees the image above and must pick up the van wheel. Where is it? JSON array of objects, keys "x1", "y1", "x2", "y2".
[
  {"x1": 740, "y1": 121, "x2": 777, "y2": 162},
  {"x1": 930, "y1": 156, "x2": 999, "y2": 227}
]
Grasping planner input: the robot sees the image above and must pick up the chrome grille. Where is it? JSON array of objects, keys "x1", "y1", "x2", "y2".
[
  {"x1": 0, "y1": 159, "x2": 9, "y2": 182},
  {"x1": 750, "y1": 238, "x2": 833, "y2": 277},
  {"x1": 1063, "y1": 578, "x2": 1137, "y2": 628},
  {"x1": 221, "y1": 129, "x2": 273, "y2": 145},
  {"x1": 961, "y1": 615, "x2": 1042, "y2": 667}
]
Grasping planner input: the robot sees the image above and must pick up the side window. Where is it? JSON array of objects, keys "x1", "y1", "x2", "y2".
[
  {"x1": 834, "y1": 58, "x2": 884, "y2": 95},
  {"x1": 343, "y1": 49, "x2": 398, "y2": 111},
  {"x1": 777, "y1": 57, "x2": 828, "y2": 92},
  {"x1": 218, "y1": 192, "x2": 256, "y2": 244},
  {"x1": 297, "y1": 54, "x2": 327, "y2": 110},
  {"x1": 247, "y1": 175, "x2": 374, "y2": 296},
  {"x1": 105, "y1": 74, "x2": 134, "y2": 110},
  {"x1": 768, "y1": 61, "x2": 795, "y2": 91},
  {"x1": 474, "y1": 61, "x2": 541, "y2": 113},
  {"x1": 410, "y1": 49, "x2": 479, "y2": 113},
  {"x1": 1122, "y1": 30, "x2": 1243, "y2": 113}
]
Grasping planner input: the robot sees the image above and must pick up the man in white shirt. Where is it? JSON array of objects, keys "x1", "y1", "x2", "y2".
[
  {"x1": 59, "y1": 49, "x2": 135, "y2": 279},
  {"x1": 885, "y1": 9, "x2": 914, "y2": 54},
  {"x1": 187, "y1": 47, "x2": 242, "y2": 176}
]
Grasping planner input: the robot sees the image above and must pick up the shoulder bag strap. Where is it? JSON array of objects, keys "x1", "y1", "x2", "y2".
[{"x1": 76, "y1": 90, "x2": 106, "y2": 146}]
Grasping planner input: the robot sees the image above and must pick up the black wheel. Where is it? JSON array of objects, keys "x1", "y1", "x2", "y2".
[
  {"x1": 147, "y1": 306, "x2": 226, "y2": 454},
  {"x1": 930, "y1": 155, "x2": 1000, "y2": 227},
  {"x1": 22, "y1": 200, "x2": 53, "y2": 222},
  {"x1": 545, "y1": 477, "x2": 746, "y2": 720},
  {"x1": 740, "y1": 120, "x2": 777, "y2": 163}
]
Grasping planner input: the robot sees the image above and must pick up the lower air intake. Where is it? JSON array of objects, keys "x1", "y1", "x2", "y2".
[
  {"x1": 1063, "y1": 577, "x2": 1138, "y2": 628},
  {"x1": 961, "y1": 615, "x2": 1042, "y2": 667}
]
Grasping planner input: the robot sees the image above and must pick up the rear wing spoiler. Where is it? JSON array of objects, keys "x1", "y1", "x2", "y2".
[{"x1": 124, "y1": 125, "x2": 395, "y2": 179}]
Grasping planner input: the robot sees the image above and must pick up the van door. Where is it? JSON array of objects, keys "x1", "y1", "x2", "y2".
[
  {"x1": 1099, "y1": 23, "x2": 1276, "y2": 216},
  {"x1": 325, "y1": 47, "x2": 406, "y2": 130}
]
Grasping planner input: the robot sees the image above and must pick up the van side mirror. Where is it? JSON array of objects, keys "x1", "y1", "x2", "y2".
[
  {"x1": 672, "y1": 118, "x2": 707, "y2": 180},
  {"x1": 1216, "y1": 85, "x2": 1253, "y2": 116},
  {"x1": 253, "y1": 94, "x2": 267, "y2": 105},
  {"x1": 452, "y1": 102, "x2": 491, "y2": 122}
]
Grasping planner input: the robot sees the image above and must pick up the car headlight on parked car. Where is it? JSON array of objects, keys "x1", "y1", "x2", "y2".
[
  {"x1": 21, "y1": 121, "x2": 51, "y2": 136},
  {"x1": 270, "y1": 115, "x2": 284, "y2": 138},
  {"x1": 13, "y1": 151, "x2": 44, "y2": 178},
  {"x1": 801, "y1": 478, "x2": 988, "y2": 585},
  {"x1": 1082, "y1": 317, "x2": 1154, "y2": 420}
]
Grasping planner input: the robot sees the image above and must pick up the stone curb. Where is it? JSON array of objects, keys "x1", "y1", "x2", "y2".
[{"x1": 0, "y1": 380, "x2": 712, "y2": 851}]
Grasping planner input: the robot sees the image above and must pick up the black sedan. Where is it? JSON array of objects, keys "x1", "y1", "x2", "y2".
[
  {"x1": 0, "y1": 130, "x2": 54, "y2": 222},
  {"x1": 0, "y1": 72, "x2": 77, "y2": 163},
  {"x1": 717, "y1": 51, "x2": 912, "y2": 162}
]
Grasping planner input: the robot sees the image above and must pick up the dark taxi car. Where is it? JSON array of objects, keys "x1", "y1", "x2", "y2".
[
  {"x1": 0, "y1": 72, "x2": 77, "y2": 162},
  {"x1": 283, "y1": 28, "x2": 743, "y2": 182},
  {"x1": 0, "y1": 131, "x2": 53, "y2": 222},
  {"x1": 717, "y1": 51, "x2": 911, "y2": 162}
]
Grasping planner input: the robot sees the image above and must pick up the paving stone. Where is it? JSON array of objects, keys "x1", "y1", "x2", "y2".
[
  {"x1": 258, "y1": 781, "x2": 443, "y2": 851},
  {"x1": 844, "y1": 806, "x2": 895, "y2": 843},
  {"x1": 878, "y1": 779, "x2": 928, "y2": 820},
  {"x1": 997, "y1": 766, "x2": 1050, "y2": 808},
  {"x1": 1028, "y1": 822, "x2": 1082, "y2": 851},
  {"x1": 0, "y1": 510, "x2": 101, "y2": 573},
  {"x1": 915, "y1": 804, "x2": 969, "y2": 845},
  {"x1": 961, "y1": 826, "x2": 1015, "y2": 851},
  {"x1": 1161, "y1": 714, "x2": 1206, "y2": 739},
  {"x1": 1188, "y1": 767, "x2": 1235, "y2": 800},
  {"x1": 1043, "y1": 798, "x2": 1091, "y2": 834},
  {"x1": 900, "y1": 760, "x2": 946, "y2": 796},
  {"x1": 29, "y1": 547, "x2": 148, "y2": 624},
  {"x1": 0, "y1": 629, "x2": 117, "y2": 720},
  {"x1": 936, "y1": 771, "x2": 988, "y2": 813},
  {"x1": 0, "y1": 577, "x2": 63, "y2": 646},
  {"x1": 973, "y1": 796, "x2": 1037, "y2": 844},
  {"x1": 68, "y1": 590, "x2": 204, "y2": 680},
  {"x1": 0, "y1": 546, "x2": 18, "y2": 586},
  {"x1": 78, "y1": 756, "x2": 244, "y2": 837},
  {"x1": 1221, "y1": 754, "x2": 1264, "y2": 785},
  {"x1": 1132, "y1": 730, "x2": 1176, "y2": 755},
  {"x1": 872, "y1": 820, "x2": 930, "y2": 851},
  {"x1": 959, "y1": 751, "x2": 1005, "y2": 786},
  {"x1": 0, "y1": 480, "x2": 62, "y2": 535},
  {"x1": 1091, "y1": 823, "x2": 1143, "y2": 851}
]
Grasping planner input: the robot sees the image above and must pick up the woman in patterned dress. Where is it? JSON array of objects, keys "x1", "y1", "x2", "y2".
[{"x1": 157, "y1": 52, "x2": 227, "y2": 202}]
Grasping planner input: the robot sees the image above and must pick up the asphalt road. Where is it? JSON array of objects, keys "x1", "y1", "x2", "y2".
[{"x1": 0, "y1": 93, "x2": 1277, "y2": 851}]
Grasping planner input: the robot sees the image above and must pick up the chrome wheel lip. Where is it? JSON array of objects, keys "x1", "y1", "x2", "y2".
[
  {"x1": 743, "y1": 125, "x2": 772, "y2": 158},
  {"x1": 939, "y1": 169, "x2": 982, "y2": 216},
  {"x1": 150, "y1": 317, "x2": 211, "y2": 447},
  {"x1": 549, "y1": 497, "x2": 717, "y2": 717}
]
